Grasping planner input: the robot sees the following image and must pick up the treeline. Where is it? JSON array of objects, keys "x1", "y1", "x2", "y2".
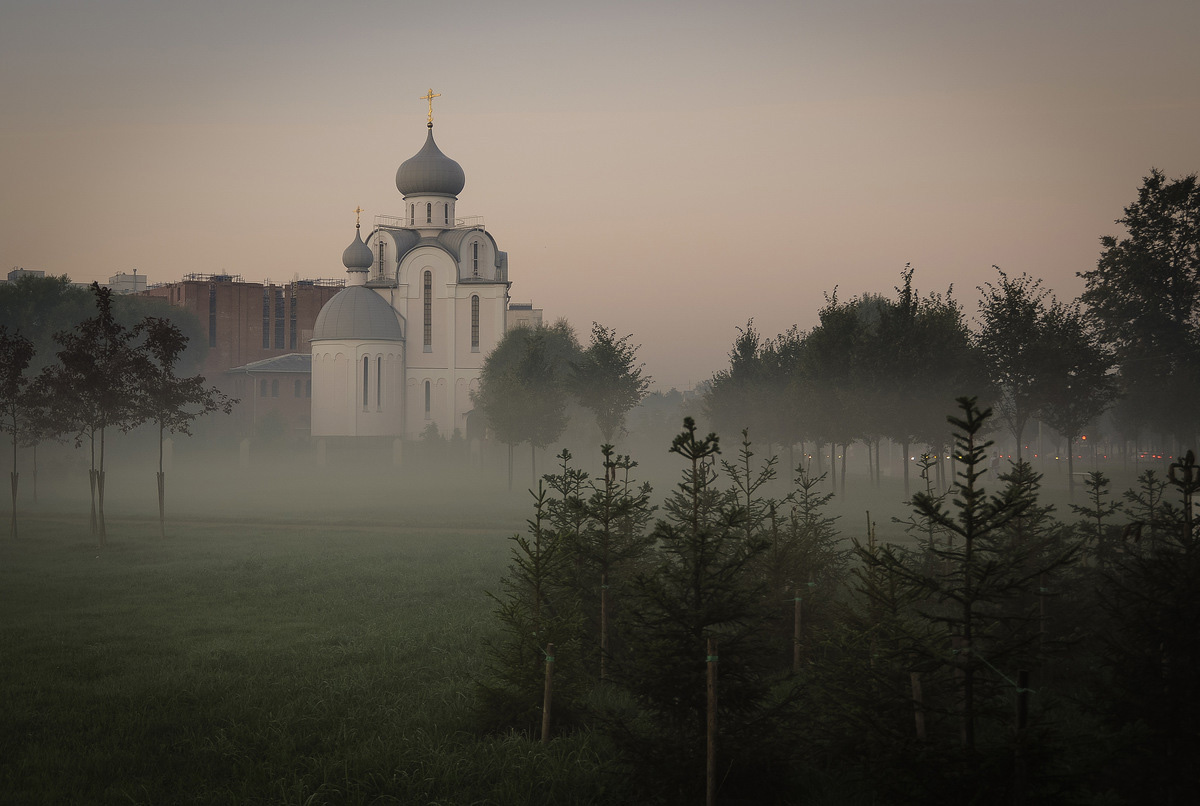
[
  {"x1": 0, "y1": 281, "x2": 230, "y2": 543},
  {"x1": 705, "y1": 169, "x2": 1200, "y2": 494},
  {"x1": 481, "y1": 401, "x2": 1200, "y2": 804}
]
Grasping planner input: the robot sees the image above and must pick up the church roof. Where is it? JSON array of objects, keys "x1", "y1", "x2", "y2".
[
  {"x1": 395, "y1": 127, "x2": 465, "y2": 198},
  {"x1": 311, "y1": 286, "x2": 404, "y2": 342},
  {"x1": 227, "y1": 354, "x2": 312, "y2": 374},
  {"x1": 342, "y1": 227, "x2": 374, "y2": 271}
]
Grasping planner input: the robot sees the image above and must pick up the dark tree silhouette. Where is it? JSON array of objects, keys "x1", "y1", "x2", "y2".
[
  {"x1": 571, "y1": 323, "x2": 650, "y2": 444},
  {"x1": 134, "y1": 317, "x2": 234, "y2": 538},
  {"x1": 0, "y1": 327, "x2": 36, "y2": 538}
]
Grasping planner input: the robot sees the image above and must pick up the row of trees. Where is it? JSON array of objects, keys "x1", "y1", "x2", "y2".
[
  {"x1": 471, "y1": 321, "x2": 651, "y2": 488},
  {"x1": 706, "y1": 170, "x2": 1198, "y2": 495},
  {"x1": 483, "y1": 402, "x2": 1200, "y2": 803},
  {"x1": 0, "y1": 282, "x2": 231, "y2": 543}
]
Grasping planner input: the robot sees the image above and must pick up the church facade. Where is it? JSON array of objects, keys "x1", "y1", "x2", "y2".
[{"x1": 310, "y1": 110, "x2": 517, "y2": 441}]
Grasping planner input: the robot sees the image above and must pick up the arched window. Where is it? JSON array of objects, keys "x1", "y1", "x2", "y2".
[
  {"x1": 305, "y1": 380, "x2": 311, "y2": 398},
  {"x1": 471, "y1": 295, "x2": 480, "y2": 352},
  {"x1": 376, "y1": 356, "x2": 382, "y2": 409},
  {"x1": 443, "y1": 203, "x2": 449, "y2": 225},
  {"x1": 423, "y1": 270, "x2": 432, "y2": 352},
  {"x1": 362, "y1": 356, "x2": 369, "y2": 409},
  {"x1": 424, "y1": 380, "x2": 431, "y2": 419},
  {"x1": 259, "y1": 379, "x2": 267, "y2": 397},
  {"x1": 271, "y1": 379, "x2": 279, "y2": 398},
  {"x1": 409, "y1": 203, "x2": 414, "y2": 225},
  {"x1": 294, "y1": 379, "x2": 301, "y2": 397},
  {"x1": 472, "y1": 242, "x2": 479, "y2": 276},
  {"x1": 426, "y1": 202, "x2": 432, "y2": 223}
]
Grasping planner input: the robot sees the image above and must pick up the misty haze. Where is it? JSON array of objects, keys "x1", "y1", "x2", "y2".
[{"x1": 4, "y1": 1, "x2": 1200, "y2": 803}]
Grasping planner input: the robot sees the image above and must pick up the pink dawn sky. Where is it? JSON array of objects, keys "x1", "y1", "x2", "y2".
[{"x1": 2, "y1": 0, "x2": 1197, "y2": 390}]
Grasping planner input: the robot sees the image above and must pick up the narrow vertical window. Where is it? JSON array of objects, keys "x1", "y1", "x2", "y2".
[
  {"x1": 294, "y1": 379, "x2": 301, "y2": 397},
  {"x1": 274, "y1": 289, "x2": 285, "y2": 349},
  {"x1": 271, "y1": 379, "x2": 279, "y2": 398},
  {"x1": 261, "y1": 288, "x2": 270, "y2": 349},
  {"x1": 410, "y1": 203, "x2": 414, "y2": 225},
  {"x1": 426, "y1": 202, "x2": 432, "y2": 223},
  {"x1": 423, "y1": 270, "x2": 432, "y2": 351},
  {"x1": 306, "y1": 379, "x2": 312, "y2": 398},
  {"x1": 260, "y1": 379, "x2": 268, "y2": 397},
  {"x1": 362, "y1": 356, "x2": 369, "y2": 409},
  {"x1": 472, "y1": 242, "x2": 479, "y2": 276},
  {"x1": 424, "y1": 381, "x2": 431, "y2": 418},
  {"x1": 443, "y1": 204, "x2": 449, "y2": 225},
  {"x1": 289, "y1": 287, "x2": 297, "y2": 350},
  {"x1": 208, "y1": 285, "x2": 217, "y2": 347},
  {"x1": 471, "y1": 295, "x2": 480, "y2": 352},
  {"x1": 376, "y1": 356, "x2": 382, "y2": 409}
]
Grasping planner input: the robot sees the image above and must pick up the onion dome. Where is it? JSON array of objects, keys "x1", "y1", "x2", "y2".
[
  {"x1": 396, "y1": 126, "x2": 465, "y2": 197},
  {"x1": 342, "y1": 227, "x2": 374, "y2": 271},
  {"x1": 311, "y1": 287, "x2": 403, "y2": 341}
]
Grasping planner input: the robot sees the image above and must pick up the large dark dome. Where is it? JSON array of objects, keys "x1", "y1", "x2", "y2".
[{"x1": 395, "y1": 127, "x2": 465, "y2": 198}]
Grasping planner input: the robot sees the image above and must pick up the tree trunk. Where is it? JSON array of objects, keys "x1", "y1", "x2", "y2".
[
  {"x1": 1066, "y1": 435, "x2": 1075, "y2": 499},
  {"x1": 158, "y1": 423, "x2": 166, "y2": 539},
  {"x1": 9, "y1": 430, "x2": 16, "y2": 539},
  {"x1": 97, "y1": 427, "x2": 107, "y2": 546},
  {"x1": 839, "y1": 443, "x2": 847, "y2": 495}
]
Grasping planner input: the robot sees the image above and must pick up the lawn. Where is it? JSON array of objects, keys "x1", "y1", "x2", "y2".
[{"x1": 0, "y1": 464, "x2": 627, "y2": 805}]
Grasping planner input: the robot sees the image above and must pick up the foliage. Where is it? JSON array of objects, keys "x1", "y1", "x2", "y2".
[
  {"x1": 480, "y1": 483, "x2": 586, "y2": 734},
  {"x1": 134, "y1": 316, "x2": 234, "y2": 538},
  {"x1": 37, "y1": 283, "x2": 145, "y2": 544},
  {"x1": 1093, "y1": 452, "x2": 1200, "y2": 804},
  {"x1": 571, "y1": 323, "x2": 651, "y2": 443},
  {"x1": 0, "y1": 326, "x2": 36, "y2": 538},
  {"x1": 473, "y1": 322, "x2": 580, "y2": 487},
  {"x1": 611, "y1": 418, "x2": 792, "y2": 802},
  {"x1": 1070, "y1": 471, "x2": 1124, "y2": 568},
  {"x1": 1080, "y1": 169, "x2": 1200, "y2": 443}
]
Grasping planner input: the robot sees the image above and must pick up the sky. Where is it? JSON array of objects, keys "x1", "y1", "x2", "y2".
[{"x1": 2, "y1": 0, "x2": 1197, "y2": 390}]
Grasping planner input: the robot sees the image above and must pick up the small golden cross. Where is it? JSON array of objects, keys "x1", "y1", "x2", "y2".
[
  {"x1": 420, "y1": 88, "x2": 441, "y2": 125},
  {"x1": 354, "y1": 206, "x2": 364, "y2": 227}
]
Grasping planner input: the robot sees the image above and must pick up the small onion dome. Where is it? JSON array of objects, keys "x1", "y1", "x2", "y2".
[
  {"x1": 311, "y1": 286, "x2": 403, "y2": 341},
  {"x1": 396, "y1": 127, "x2": 465, "y2": 197},
  {"x1": 342, "y1": 228, "x2": 374, "y2": 271}
]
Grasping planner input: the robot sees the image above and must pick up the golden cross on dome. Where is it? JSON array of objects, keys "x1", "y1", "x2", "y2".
[
  {"x1": 353, "y1": 206, "x2": 364, "y2": 228},
  {"x1": 420, "y1": 88, "x2": 441, "y2": 125}
]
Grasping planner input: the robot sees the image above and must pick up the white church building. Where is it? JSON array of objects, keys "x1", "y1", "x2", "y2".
[{"x1": 310, "y1": 104, "x2": 532, "y2": 441}]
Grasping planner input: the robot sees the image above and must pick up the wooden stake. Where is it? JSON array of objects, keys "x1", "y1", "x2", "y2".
[
  {"x1": 792, "y1": 590, "x2": 802, "y2": 674},
  {"x1": 707, "y1": 638, "x2": 718, "y2": 806},
  {"x1": 910, "y1": 672, "x2": 926, "y2": 741},
  {"x1": 600, "y1": 573, "x2": 609, "y2": 681},
  {"x1": 541, "y1": 642, "x2": 554, "y2": 743}
]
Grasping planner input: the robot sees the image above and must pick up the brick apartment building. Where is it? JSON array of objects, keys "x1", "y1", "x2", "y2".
[{"x1": 143, "y1": 273, "x2": 343, "y2": 438}]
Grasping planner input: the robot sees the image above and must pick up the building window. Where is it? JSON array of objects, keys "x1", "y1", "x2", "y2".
[
  {"x1": 376, "y1": 356, "x2": 382, "y2": 409},
  {"x1": 294, "y1": 379, "x2": 301, "y2": 397},
  {"x1": 426, "y1": 202, "x2": 432, "y2": 223},
  {"x1": 443, "y1": 204, "x2": 449, "y2": 225},
  {"x1": 271, "y1": 379, "x2": 279, "y2": 398},
  {"x1": 410, "y1": 203, "x2": 414, "y2": 225},
  {"x1": 260, "y1": 379, "x2": 268, "y2": 397},
  {"x1": 424, "y1": 380, "x2": 431, "y2": 419},
  {"x1": 289, "y1": 287, "x2": 297, "y2": 350},
  {"x1": 471, "y1": 295, "x2": 480, "y2": 352},
  {"x1": 262, "y1": 288, "x2": 270, "y2": 349},
  {"x1": 305, "y1": 379, "x2": 312, "y2": 398},
  {"x1": 423, "y1": 270, "x2": 432, "y2": 352},
  {"x1": 362, "y1": 356, "x2": 369, "y2": 409},
  {"x1": 274, "y1": 289, "x2": 285, "y2": 349},
  {"x1": 472, "y1": 242, "x2": 479, "y2": 276},
  {"x1": 208, "y1": 285, "x2": 217, "y2": 348}
]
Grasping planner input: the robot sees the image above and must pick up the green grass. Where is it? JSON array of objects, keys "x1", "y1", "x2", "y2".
[{"x1": 0, "y1": 503, "x2": 627, "y2": 805}]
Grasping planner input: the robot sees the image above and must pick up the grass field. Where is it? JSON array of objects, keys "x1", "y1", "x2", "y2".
[
  {"x1": 0, "y1": 462, "x2": 634, "y2": 805},
  {"x1": 0, "y1": 444, "x2": 1166, "y2": 805}
]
